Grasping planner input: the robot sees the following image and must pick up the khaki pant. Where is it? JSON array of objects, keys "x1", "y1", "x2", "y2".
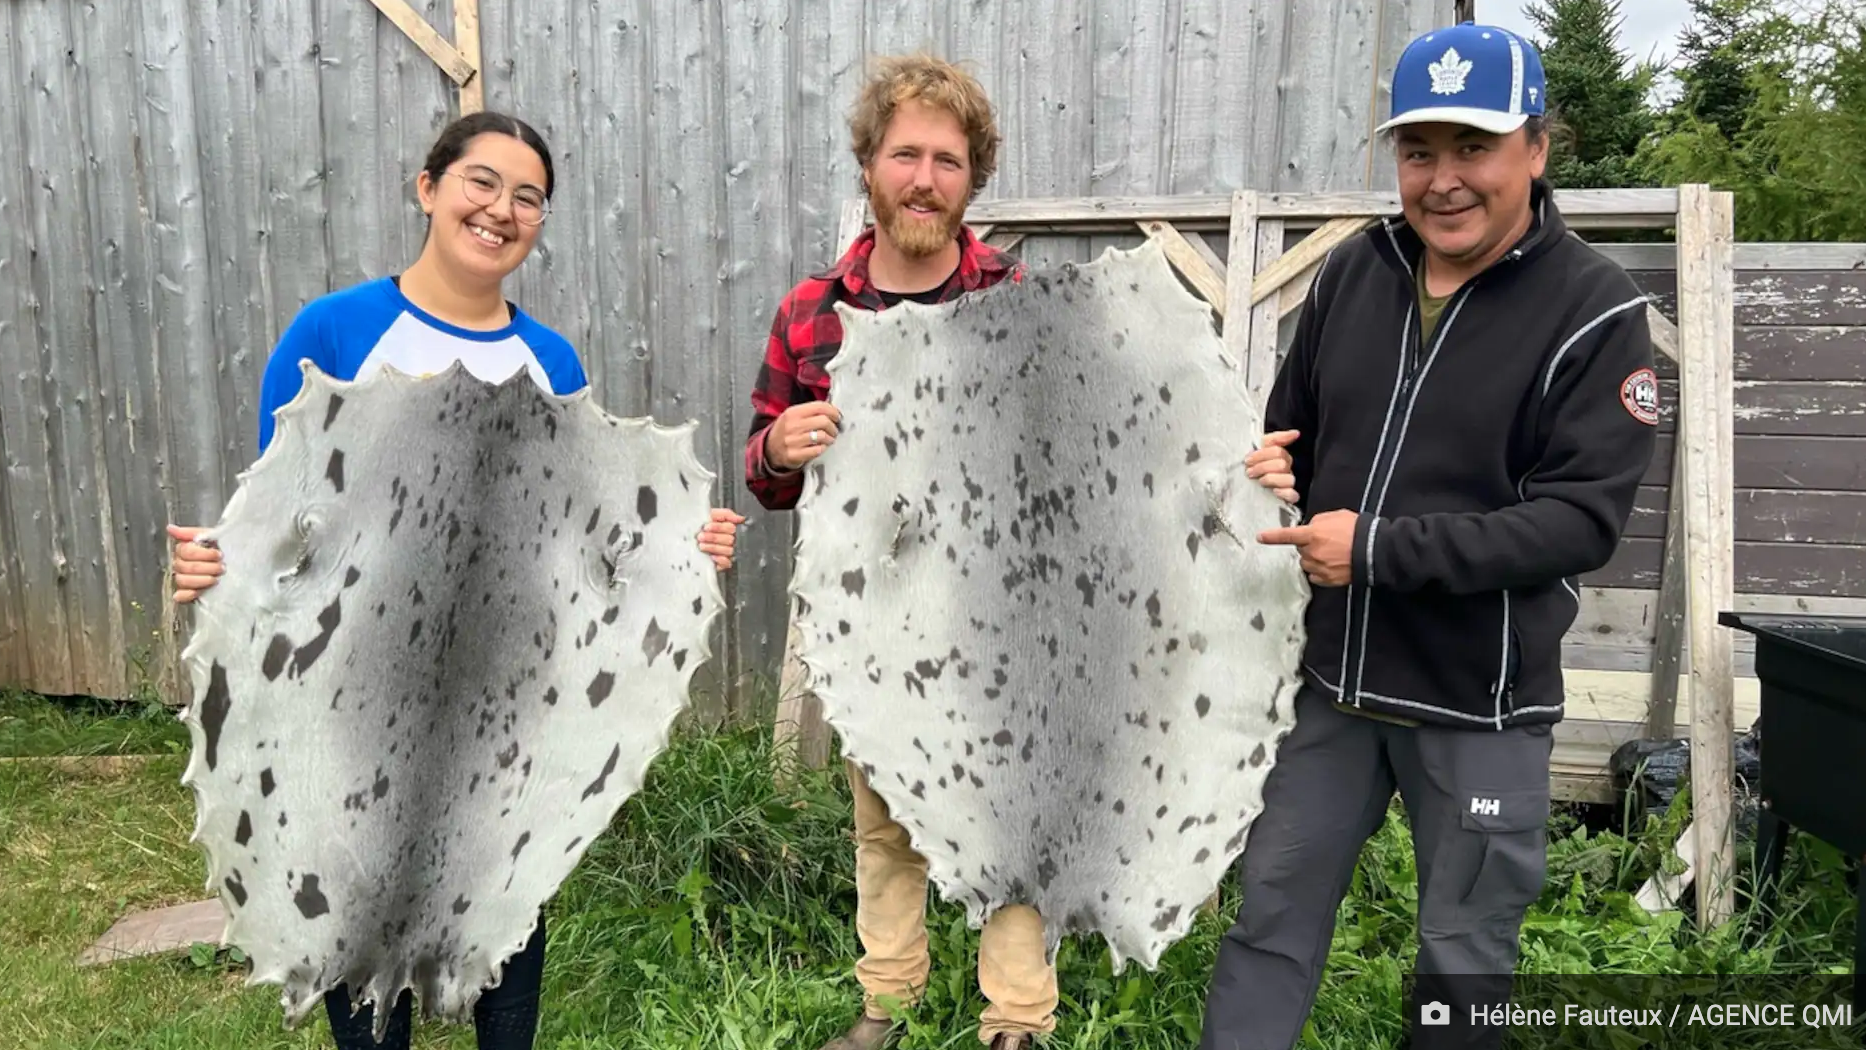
[{"x1": 847, "y1": 759, "x2": 1059, "y2": 1043}]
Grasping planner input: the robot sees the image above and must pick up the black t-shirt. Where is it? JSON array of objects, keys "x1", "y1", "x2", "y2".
[{"x1": 874, "y1": 264, "x2": 959, "y2": 308}]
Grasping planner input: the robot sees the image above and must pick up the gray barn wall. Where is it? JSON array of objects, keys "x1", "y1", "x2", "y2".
[{"x1": 2, "y1": 0, "x2": 1459, "y2": 708}]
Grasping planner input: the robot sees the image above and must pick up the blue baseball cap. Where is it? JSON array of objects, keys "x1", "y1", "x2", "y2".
[{"x1": 1375, "y1": 21, "x2": 1546, "y2": 135}]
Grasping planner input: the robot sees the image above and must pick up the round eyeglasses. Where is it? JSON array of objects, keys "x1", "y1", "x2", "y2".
[{"x1": 441, "y1": 165, "x2": 550, "y2": 226}]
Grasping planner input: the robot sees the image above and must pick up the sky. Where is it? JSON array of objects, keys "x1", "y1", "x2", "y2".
[{"x1": 1476, "y1": 0, "x2": 1695, "y2": 68}]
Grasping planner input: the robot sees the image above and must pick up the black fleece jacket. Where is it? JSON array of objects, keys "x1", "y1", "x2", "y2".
[{"x1": 1268, "y1": 179, "x2": 1657, "y2": 729}]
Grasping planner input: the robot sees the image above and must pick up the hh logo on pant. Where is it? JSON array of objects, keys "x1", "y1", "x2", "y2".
[{"x1": 1470, "y1": 797, "x2": 1500, "y2": 817}]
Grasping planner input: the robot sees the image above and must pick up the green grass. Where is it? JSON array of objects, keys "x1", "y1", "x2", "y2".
[
  {"x1": 0, "y1": 695, "x2": 1859, "y2": 1049},
  {"x1": 1, "y1": 690, "x2": 190, "y2": 759}
]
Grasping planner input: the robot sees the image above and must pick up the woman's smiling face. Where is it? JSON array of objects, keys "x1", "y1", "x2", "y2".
[{"x1": 417, "y1": 132, "x2": 551, "y2": 283}]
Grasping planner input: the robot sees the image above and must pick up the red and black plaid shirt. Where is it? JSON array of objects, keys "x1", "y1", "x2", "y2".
[{"x1": 744, "y1": 224, "x2": 1022, "y2": 509}]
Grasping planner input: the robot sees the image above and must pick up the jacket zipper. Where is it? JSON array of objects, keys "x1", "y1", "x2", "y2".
[{"x1": 1342, "y1": 238, "x2": 1534, "y2": 716}]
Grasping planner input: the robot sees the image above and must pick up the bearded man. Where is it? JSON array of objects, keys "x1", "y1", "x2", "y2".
[{"x1": 742, "y1": 53, "x2": 1051, "y2": 1050}]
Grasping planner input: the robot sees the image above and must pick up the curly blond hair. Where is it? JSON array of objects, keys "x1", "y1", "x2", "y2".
[{"x1": 848, "y1": 53, "x2": 1001, "y2": 194}]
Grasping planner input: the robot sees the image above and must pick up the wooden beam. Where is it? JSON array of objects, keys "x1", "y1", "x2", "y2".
[
  {"x1": 1677, "y1": 184, "x2": 1738, "y2": 929},
  {"x1": 455, "y1": 0, "x2": 484, "y2": 113},
  {"x1": 364, "y1": 0, "x2": 478, "y2": 86},
  {"x1": 1250, "y1": 218, "x2": 1368, "y2": 306},
  {"x1": 961, "y1": 188, "x2": 1683, "y2": 229},
  {"x1": 1140, "y1": 221, "x2": 1229, "y2": 316}
]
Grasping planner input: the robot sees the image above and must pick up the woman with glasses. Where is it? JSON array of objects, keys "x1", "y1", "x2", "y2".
[{"x1": 165, "y1": 111, "x2": 742, "y2": 1049}]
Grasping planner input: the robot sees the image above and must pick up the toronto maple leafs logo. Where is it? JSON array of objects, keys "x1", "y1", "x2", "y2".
[{"x1": 1429, "y1": 47, "x2": 1472, "y2": 95}]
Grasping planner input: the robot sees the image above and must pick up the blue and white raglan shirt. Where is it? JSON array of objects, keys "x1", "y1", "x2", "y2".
[{"x1": 256, "y1": 277, "x2": 588, "y2": 453}]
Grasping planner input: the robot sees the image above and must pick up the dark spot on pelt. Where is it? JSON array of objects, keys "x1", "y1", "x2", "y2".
[
  {"x1": 581, "y1": 744, "x2": 621, "y2": 800},
  {"x1": 201, "y1": 662, "x2": 232, "y2": 770},
  {"x1": 325, "y1": 450, "x2": 345, "y2": 493},
  {"x1": 841, "y1": 569, "x2": 866, "y2": 598},
  {"x1": 1196, "y1": 695, "x2": 1212, "y2": 718},
  {"x1": 289, "y1": 598, "x2": 343, "y2": 678},
  {"x1": 587, "y1": 671, "x2": 615, "y2": 707},
  {"x1": 224, "y1": 872, "x2": 248, "y2": 907},
  {"x1": 262, "y1": 636, "x2": 292, "y2": 681},
  {"x1": 1152, "y1": 905, "x2": 1181, "y2": 931},
  {"x1": 344, "y1": 566, "x2": 360, "y2": 588},
  {"x1": 294, "y1": 874, "x2": 330, "y2": 919},
  {"x1": 260, "y1": 768, "x2": 276, "y2": 796},
  {"x1": 511, "y1": 832, "x2": 530, "y2": 860},
  {"x1": 235, "y1": 811, "x2": 253, "y2": 846},
  {"x1": 322, "y1": 395, "x2": 345, "y2": 430},
  {"x1": 1251, "y1": 611, "x2": 1266, "y2": 631},
  {"x1": 452, "y1": 895, "x2": 471, "y2": 915},
  {"x1": 637, "y1": 485, "x2": 657, "y2": 525},
  {"x1": 642, "y1": 618, "x2": 669, "y2": 664}
]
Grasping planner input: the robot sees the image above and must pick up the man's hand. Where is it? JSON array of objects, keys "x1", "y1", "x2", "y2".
[
  {"x1": 696, "y1": 507, "x2": 746, "y2": 571},
  {"x1": 167, "y1": 524, "x2": 222, "y2": 604},
  {"x1": 765, "y1": 400, "x2": 844, "y2": 471},
  {"x1": 1259, "y1": 509, "x2": 1357, "y2": 586},
  {"x1": 1245, "y1": 429, "x2": 1300, "y2": 504}
]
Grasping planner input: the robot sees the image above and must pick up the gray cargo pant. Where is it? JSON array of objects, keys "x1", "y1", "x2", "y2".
[{"x1": 1199, "y1": 684, "x2": 1553, "y2": 1050}]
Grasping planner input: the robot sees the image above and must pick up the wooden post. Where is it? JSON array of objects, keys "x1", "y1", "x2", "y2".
[
  {"x1": 455, "y1": 0, "x2": 484, "y2": 115},
  {"x1": 1645, "y1": 310, "x2": 1687, "y2": 739},
  {"x1": 1677, "y1": 184, "x2": 1738, "y2": 928}
]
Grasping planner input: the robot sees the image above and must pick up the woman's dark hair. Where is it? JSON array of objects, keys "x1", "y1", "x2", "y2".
[{"x1": 420, "y1": 110, "x2": 555, "y2": 199}]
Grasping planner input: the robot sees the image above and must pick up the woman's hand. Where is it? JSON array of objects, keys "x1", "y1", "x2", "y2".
[
  {"x1": 697, "y1": 508, "x2": 746, "y2": 571},
  {"x1": 167, "y1": 524, "x2": 223, "y2": 603}
]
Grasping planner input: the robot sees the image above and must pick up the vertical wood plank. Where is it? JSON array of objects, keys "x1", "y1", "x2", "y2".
[
  {"x1": 1644, "y1": 430, "x2": 1688, "y2": 737},
  {"x1": 456, "y1": 0, "x2": 484, "y2": 114},
  {"x1": 1088, "y1": 0, "x2": 1164, "y2": 200},
  {"x1": 74, "y1": 0, "x2": 174, "y2": 699},
  {"x1": 790, "y1": 0, "x2": 867, "y2": 269},
  {"x1": 1245, "y1": 0, "x2": 1291, "y2": 192},
  {"x1": 1246, "y1": 219, "x2": 1287, "y2": 410},
  {"x1": 1679, "y1": 183, "x2": 1738, "y2": 929},
  {"x1": 1222, "y1": 190, "x2": 1265, "y2": 407},
  {"x1": 321, "y1": 0, "x2": 392, "y2": 292},
  {"x1": 0, "y1": 2, "x2": 73, "y2": 693},
  {"x1": 18, "y1": 0, "x2": 124, "y2": 696},
  {"x1": 720, "y1": 0, "x2": 797, "y2": 713}
]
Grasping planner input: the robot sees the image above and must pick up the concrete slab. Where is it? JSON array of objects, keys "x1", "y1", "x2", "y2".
[{"x1": 78, "y1": 898, "x2": 225, "y2": 966}]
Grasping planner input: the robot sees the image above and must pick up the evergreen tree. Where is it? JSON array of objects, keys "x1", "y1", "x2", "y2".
[
  {"x1": 1670, "y1": 0, "x2": 1765, "y2": 141},
  {"x1": 1522, "y1": 0, "x2": 1659, "y2": 189}
]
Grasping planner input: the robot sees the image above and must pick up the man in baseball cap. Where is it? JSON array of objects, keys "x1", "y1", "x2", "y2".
[{"x1": 1200, "y1": 22, "x2": 1657, "y2": 1050}]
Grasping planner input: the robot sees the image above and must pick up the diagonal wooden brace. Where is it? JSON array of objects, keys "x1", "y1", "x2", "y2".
[{"x1": 365, "y1": 0, "x2": 480, "y2": 91}]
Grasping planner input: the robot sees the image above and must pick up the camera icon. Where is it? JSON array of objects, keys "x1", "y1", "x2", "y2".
[{"x1": 1420, "y1": 1001, "x2": 1451, "y2": 1026}]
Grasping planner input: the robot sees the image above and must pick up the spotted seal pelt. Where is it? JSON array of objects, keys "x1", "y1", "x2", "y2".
[
  {"x1": 788, "y1": 238, "x2": 1309, "y2": 972},
  {"x1": 177, "y1": 361, "x2": 723, "y2": 1038}
]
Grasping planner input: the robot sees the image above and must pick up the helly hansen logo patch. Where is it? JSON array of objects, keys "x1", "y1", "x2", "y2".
[
  {"x1": 1621, "y1": 367, "x2": 1660, "y2": 425},
  {"x1": 1471, "y1": 796, "x2": 1501, "y2": 817}
]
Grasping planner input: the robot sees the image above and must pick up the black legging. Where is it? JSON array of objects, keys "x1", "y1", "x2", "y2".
[{"x1": 323, "y1": 914, "x2": 547, "y2": 1049}]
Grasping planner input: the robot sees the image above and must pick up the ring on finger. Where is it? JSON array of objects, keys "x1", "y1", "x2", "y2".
[{"x1": 809, "y1": 429, "x2": 820, "y2": 444}]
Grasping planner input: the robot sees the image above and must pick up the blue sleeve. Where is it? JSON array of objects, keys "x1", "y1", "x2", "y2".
[
  {"x1": 257, "y1": 303, "x2": 333, "y2": 455},
  {"x1": 525, "y1": 322, "x2": 589, "y2": 395}
]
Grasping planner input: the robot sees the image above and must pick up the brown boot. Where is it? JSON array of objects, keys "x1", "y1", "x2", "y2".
[{"x1": 818, "y1": 1015, "x2": 897, "y2": 1050}]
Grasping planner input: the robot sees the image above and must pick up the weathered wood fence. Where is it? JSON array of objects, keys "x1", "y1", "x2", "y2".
[{"x1": 0, "y1": 0, "x2": 1457, "y2": 712}]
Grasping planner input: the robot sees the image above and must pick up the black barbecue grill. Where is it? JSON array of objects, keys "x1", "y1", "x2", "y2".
[{"x1": 1718, "y1": 611, "x2": 1866, "y2": 1006}]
